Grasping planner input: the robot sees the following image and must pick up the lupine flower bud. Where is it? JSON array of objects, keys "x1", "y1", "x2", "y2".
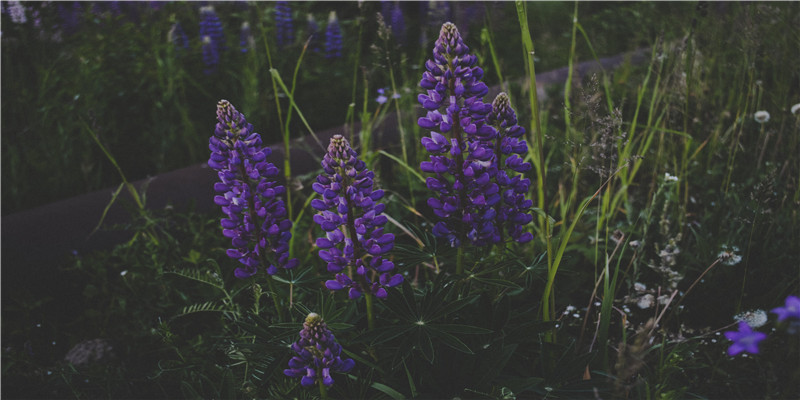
[
  {"x1": 324, "y1": 11, "x2": 342, "y2": 59},
  {"x1": 209, "y1": 100, "x2": 298, "y2": 278},
  {"x1": 487, "y1": 93, "x2": 534, "y2": 243},
  {"x1": 312, "y1": 135, "x2": 402, "y2": 299},
  {"x1": 284, "y1": 313, "x2": 355, "y2": 387},
  {"x1": 275, "y1": 1, "x2": 294, "y2": 47},
  {"x1": 418, "y1": 22, "x2": 498, "y2": 247},
  {"x1": 8, "y1": 1, "x2": 27, "y2": 24}
]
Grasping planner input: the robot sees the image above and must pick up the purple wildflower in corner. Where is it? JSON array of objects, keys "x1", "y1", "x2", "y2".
[
  {"x1": 208, "y1": 100, "x2": 298, "y2": 278},
  {"x1": 284, "y1": 313, "x2": 355, "y2": 387},
  {"x1": 324, "y1": 11, "x2": 342, "y2": 60},
  {"x1": 275, "y1": 1, "x2": 294, "y2": 47},
  {"x1": 724, "y1": 321, "x2": 767, "y2": 356},
  {"x1": 199, "y1": 5, "x2": 225, "y2": 74},
  {"x1": 312, "y1": 135, "x2": 403, "y2": 299},
  {"x1": 418, "y1": 22, "x2": 499, "y2": 247},
  {"x1": 771, "y1": 295, "x2": 800, "y2": 322},
  {"x1": 487, "y1": 93, "x2": 534, "y2": 244}
]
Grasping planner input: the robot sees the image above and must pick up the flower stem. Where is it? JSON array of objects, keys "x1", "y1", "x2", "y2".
[
  {"x1": 456, "y1": 247, "x2": 465, "y2": 275},
  {"x1": 365, "y1": 292, "x2": 375, "y2": 331},
  {"x1": 318, "y1": 376, "x2": 329, "y2": 400}
]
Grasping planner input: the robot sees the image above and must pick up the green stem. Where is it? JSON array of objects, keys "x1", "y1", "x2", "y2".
[
  {"x1": 318, "y1": 376, "x2": 329, "y2": 400},
  {"x1": 365, "y1": 292, "x2": 375, "y2": 331},
  {"x1": 456, "y1": 247, "x2": 465, "y2": 275}
]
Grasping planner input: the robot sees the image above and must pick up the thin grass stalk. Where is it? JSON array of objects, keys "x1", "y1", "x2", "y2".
[
  {"x1": 265, "y1": 274, "x2": 286, "y2": 322},
  {"x1": 388, "y1": 66, "x2": 415, "y2": 208},
  {"x1": 280, "y1": 39, "x2": 311, "y2": 221},
  {"x1": 515, "y1": 0, "x2": 554, "y2": 322}
]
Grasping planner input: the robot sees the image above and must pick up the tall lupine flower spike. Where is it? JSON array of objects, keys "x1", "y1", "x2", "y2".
[
  {"x1": 209, "y1": 100, "x2": 298, "y2": 278},
  {"x1": 199, "y1": 6, "x2": 225, "y2": 74},
  {"x1": 275, "y1": 1, "x2": 294, "y2": 47},
  {"x1": 324, "y1": 11, "x2": 342, "y2": 60},
  {"x1": 168, "y1": 21, "x2": 190, "y2": 53},
  {"x1": 487, "y1": 93, "x2": 534, "y2": 244},
  {"x1": 418, "y1": 22, "x2": 499, "y2": 248},
  {"x1": 284, "y1": 313, "x2": 355, "y2": 388},
  {"x1": 312, "y1": 135, "x2": 403, "y2": 299}
]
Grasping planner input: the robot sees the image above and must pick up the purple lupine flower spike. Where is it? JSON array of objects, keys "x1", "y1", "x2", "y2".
[
  {"x1": 169, "y1": 21, "x2": 190, "y2": 52},
  {"x1": 275, "y1": 1, "x2": 294, "y2": 47},
  {"x1": 312, "y1": 135, "x2": 403, "y2": 299},
  {"x1": 306, "y1": 13, "x2": 321, "y2": 53},
  {"x1": 488, "y1": 93, "x2": 534, "y2": 244},
  {"x1": 324, "y1": 11, "x2": 342, "y2": 60},
  {"x1": 199, "y1": 5, "x2": 225, "y2": 74},
  {"x1": 209, "y1": 100, "x2": 298, "y2": 278},
  {"x1": 418, "y1": 22, "x2": 498, "y2": 248},
  {"x1": 284, "y1": 313, "x2": 355, "y2": 387}
]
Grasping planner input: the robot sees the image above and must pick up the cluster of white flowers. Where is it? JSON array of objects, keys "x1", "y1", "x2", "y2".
[{"x1": 664, "y1": 172, "x2": 679, "y2": 182}]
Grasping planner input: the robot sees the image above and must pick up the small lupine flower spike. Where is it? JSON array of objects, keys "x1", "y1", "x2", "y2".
[
  {"x1": 324, "y1": 11, "x2": 342, "y2": 59},
  {"x1": 724, "y1": 321, "x2": 766, "y2": 356},
  {"x1": 418, "y1": 22, "x2": 499, "y2": 247},
  {"x1": 209, "y1": 100, "x2": 298, "y2": 278},
  {"x1": 275, "y1": 1, "x2": 294, "y2": 47},
  {"x1": 487, "y1": 93, "x2": 534, "y2": 244},
  {"x1": 199, "y1": 5, "x2": 225, "y2": 74},
  {"x1": 312, "y1": 135, "x2": 403, "y2": 299},
  {"x1": 284, "y1": 313, "x2": 355, "y2": 388}
]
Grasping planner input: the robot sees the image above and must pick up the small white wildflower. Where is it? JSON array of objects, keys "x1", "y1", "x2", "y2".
[
  {"x1": 734, "y1": 309, "x2": 768, "y2": 328},
  {"x1": 637, "y1": 294, "x2": 655, "y2": 309},
  {"x1": 657, "y1": 295, "x2": 670, "y2": 305},
  {"x1": 572, "y1": 313, "x2": 581, "y2": 318},
  {"x1": 754, "y1": 110, "x2": 770, "y2": 124},
  {"x1": 565, "y1": 305, "x2": 576, "y2": 312},
  {"x1": 634, "y1": 282, "x2": 647, "y2": 292},
  {"x1": 629, "y1": 240, "x2": 641, "y2": 249},
  {"x1": 664, "y1": 172, "x2": 679, "y2": 182},
  {"x1": 791, "y1": 103, "x2": 800, "y2": 115},
  {"x1": 717, "y1": 245, "x2": 742, "y2": 266},
  {"x1": 120, "y1": 270, "x2": 128, "y2": 276}
]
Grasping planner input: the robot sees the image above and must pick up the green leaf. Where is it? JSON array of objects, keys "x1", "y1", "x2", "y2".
[{"x1": 429, "y1": 328, "x2": 474, "y2": 355}]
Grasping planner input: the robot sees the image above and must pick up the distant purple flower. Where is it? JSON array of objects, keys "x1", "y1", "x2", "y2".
[
  {"x1": 199, "y1": 6, "x2": 225, "y2": 74},
  {"x1": 375, "y1": 88, "x2": 400, "y2": 105},
  {"x1": 209, "y1": 100, "x2": 298, "y2": 278},
  {"x1": 724, "y1": 321, "x2": 767, "y2": 356},
  {"x1": 324, "y1": 11, "x2": 342, "y2": 60},
  {"x1": 312, "y1": 135, "x2": 402, "y2": 299},
  {"x1": 387, "y1": 1, "x2": 406, "y2": 45},
  {"x1": 275, "y1": 1, "x2": 293, "y2": 47},
  {"x1": 487, "y1": 93, "x2": 534, "y2": 244},
  {"x1": 284, "y1": 313, "x2": 355, "y2": 387},
  {"x1": 771, "y1": 295, "x2": 800, "y2": 322},
  {"x1": 58, "y1": 2, "x2": 82, "y2": 35},
  {"x1": 417, "y1": 22, "x2": 498, "y2": 247},
  {"x1": 7, "y1": 1, "x2": 26, "y2": 24}
]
